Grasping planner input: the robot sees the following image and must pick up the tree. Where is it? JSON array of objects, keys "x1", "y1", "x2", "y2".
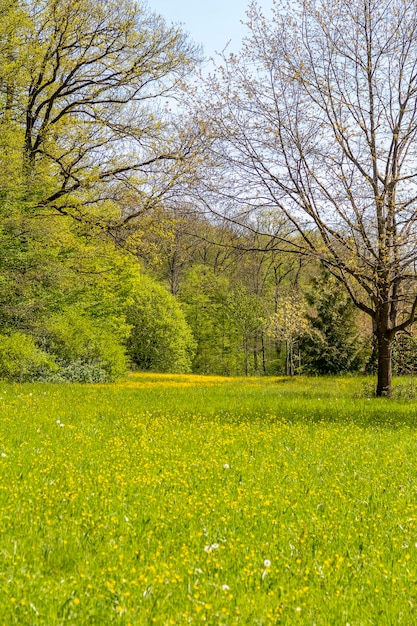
[
  {"x1": 194, "y1": 0, "x2": 417, "y2": 396},
  {"x1": 145, "y1": 212, "x2": 306, "y2": 376},
  {"x1": 0, "y1": 209, "x2": 138, "y2": 380},
  {"x1": 266, "y1": 293, "x2": 307, "y2": 376},
  {"x1": 1, "y1": 0, "x2": 200, "y2": 226},
  {"x1": 392, "y1": 332, "x2": 417, "y2": 376},
  {"x1": 179, "y1": 265, "x2": 240, "y2": 375},
  {"x1": 126, "y1": 275, "x2": 195, "y2": 373},
  {"x1": 39, "y1": 306, "x2": 129, "y2": 381},
  {"x1": 300, "y1": 272, "x2": 366, "y2": 375}
]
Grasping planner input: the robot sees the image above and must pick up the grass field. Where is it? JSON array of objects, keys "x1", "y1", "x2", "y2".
[{"x1": 1, "y1": 373, "x2": 417, "y2": 624}]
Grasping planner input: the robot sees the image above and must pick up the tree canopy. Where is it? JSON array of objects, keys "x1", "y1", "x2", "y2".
[{"x1": 1, "y1": 0, "x2": 200, "y2": 225}]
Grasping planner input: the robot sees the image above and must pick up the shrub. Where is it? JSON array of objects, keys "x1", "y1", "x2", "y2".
[
  {"x1": 0, "y1": 332, "x2": 57, "y2": 381},
  {"x1": 39, "y1": 359, "x2": 110, "y2": 383},
  {"x1": 39, "y1": 307, "x2": 128, "y2": 381}
]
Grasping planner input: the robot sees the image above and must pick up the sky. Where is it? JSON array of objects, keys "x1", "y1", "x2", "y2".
[{"x1": 147, "y1": 0, "x2": 273, "y2": 59}]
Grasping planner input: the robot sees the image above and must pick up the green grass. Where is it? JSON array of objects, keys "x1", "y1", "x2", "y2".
[{"x1": 1, "y1": 373, "x2": 417, "y2": 624}]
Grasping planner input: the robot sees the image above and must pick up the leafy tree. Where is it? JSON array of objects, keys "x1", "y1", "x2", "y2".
[
  {"x1": 179, "y1": 265, "x2": 232, "y2": 374},
  {"x1": 126, "y1": 275, "x2": 195, "y2": 373},
  {"x1": 228, "y1": 283, "x2": 265, "y2": 376},
  {"x1": 194, "y1": 0, "x2": 417, "y2": 396},
  {"x1": 300, "y1": 273, "x2": 366, "y2": 375},
  {"x1": 180, "y1": 264, "x2": 276, "y2": 376},
  {"x1": 266, "y1": 293, "x2": 307, "y2": 376},
  {"x1": 0, "y1": 202, "x2": 137, "y2": 380},
  {"x1": 0, "y1": 0, "x2": 200, "y2": 221},
  {"x1": 179, "y1": 265, "x2": 259, "y2": 375}
]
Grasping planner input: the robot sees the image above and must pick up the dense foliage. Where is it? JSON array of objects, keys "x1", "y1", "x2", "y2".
[
  {"x1": 126, "y1": 276, "x2": 195, "y2": 373},
  {"x1": 300, "y1": 273, "x2": 366, "y2": 375},
  {"x1": 0, "y1": 0, "x2": 199, "y2": 381}
]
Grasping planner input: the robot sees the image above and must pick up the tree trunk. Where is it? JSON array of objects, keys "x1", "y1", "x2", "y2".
[
  {"x1": 261, "y1": 331, "x2": 267, "y2": 375},
  {"x1": 376, "y1": 332, "x2": 393, "y2": 397},
  {"x1": 253, "y1": 331, "x2": 259, "y2": 373},
  {"x1": 286, "y1": 339, "x2": 295, "y2": 376}
]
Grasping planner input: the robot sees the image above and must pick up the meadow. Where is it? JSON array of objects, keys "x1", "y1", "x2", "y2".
[{"x1": 1, "y1": 374, "x2": 417, "y2": 624}]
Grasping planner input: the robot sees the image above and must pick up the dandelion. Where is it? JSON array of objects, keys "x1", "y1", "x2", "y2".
[
  {"x1": 223, "y1": 463, "x2": 230, "y2": 469},
  {"x1": 1, "y1": 452, "x2": 6, "y2": 458},
  {"x1": 222, "y1": 584, "x2": 230, "y2": 591},
  {"x1": 262, "y1": 559, "x2": 272, "y2": 581}
]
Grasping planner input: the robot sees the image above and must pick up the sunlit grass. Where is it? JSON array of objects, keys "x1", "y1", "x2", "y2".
[{"x1": 1, "y1": 374, "x2": 417, "y2": 624}]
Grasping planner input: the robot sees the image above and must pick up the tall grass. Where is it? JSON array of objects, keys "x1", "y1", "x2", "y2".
[{"x1": 1, "y1": 374, "x2": 417, "y2": 624}]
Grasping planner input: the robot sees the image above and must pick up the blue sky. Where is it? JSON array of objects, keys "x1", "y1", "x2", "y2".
[{"x1": 147, "y1": 0, "x2": 272, "y2": 59}]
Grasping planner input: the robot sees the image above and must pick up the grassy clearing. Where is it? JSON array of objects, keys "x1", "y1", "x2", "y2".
[{"x1": 1, "y1": 374, "x2": 417, "y2": 624}]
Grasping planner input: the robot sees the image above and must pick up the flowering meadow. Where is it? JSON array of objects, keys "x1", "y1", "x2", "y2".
[{"x1": 1, "y1": 374, "x2": 417, "y2": 624}]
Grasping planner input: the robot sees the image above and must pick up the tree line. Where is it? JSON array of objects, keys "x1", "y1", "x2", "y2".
[{"x1": 2, "y1": 0, "x2": 417, "y2": 396}]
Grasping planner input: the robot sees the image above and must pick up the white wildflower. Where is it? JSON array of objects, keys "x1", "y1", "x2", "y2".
[{"x1": 204, "y1": 543, "x2": 219, "y2": 553}]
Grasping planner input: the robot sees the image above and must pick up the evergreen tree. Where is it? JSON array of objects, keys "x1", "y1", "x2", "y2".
[
  {"x1": 300, "y1": 273, "x2": 365, "y2": 375},
  {"x1": 392, "y1": 332, "x2": 417, "y2": 376}
]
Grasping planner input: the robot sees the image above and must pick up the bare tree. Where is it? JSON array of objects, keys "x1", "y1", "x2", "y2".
[{"x1": 192, "y1": 0, "x2": 417, "y2": 396}]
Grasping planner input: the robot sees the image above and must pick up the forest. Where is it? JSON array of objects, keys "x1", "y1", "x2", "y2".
[{"x1": 2, "y1": 0, "x2": 417, "y2": 395}]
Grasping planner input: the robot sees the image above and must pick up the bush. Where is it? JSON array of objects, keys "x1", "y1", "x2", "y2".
[
  {"x1": 127, "y1": 276, "x2": 195, "y2": 373},
  {"x1": 0, "y1": 332, "x2": 57, "y2": 381},
  {"x1": 39, "y1": 307, "x2": 128, "y2": 381},
  {"x1": 39, "y1": 359, "x2": 110, "y2": 383}
]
